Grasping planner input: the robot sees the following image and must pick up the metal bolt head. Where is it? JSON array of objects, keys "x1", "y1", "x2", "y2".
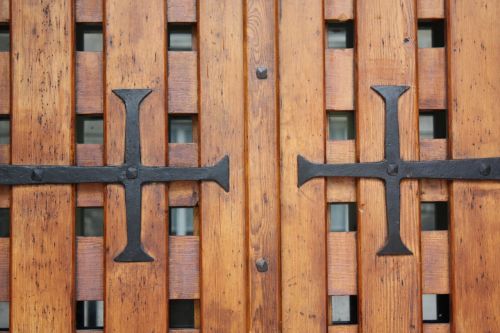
[
  {"x1": 31, "y1": 169, "x2": 43, "y2": 181},
  {"x1": 479, "y1": 163, "x2": 491, "y2": 176},
  {"x1": 256, "y1": 67, "x2": 268, "y2": 80},
  {"x1": 126, "y1": 167, "x2": 138, "y2": 179},
  {"x1": 387, "y1": 163, "x2": 399, "y2": 176},
  {"x1": 255, "y1": 258, "x2": 268, "y2": 272}
]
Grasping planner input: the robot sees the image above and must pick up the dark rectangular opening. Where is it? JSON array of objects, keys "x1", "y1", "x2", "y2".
[
  {"x1": 0, "y1": 116, "x2": 10, "y2": 144},
  {"x1": 421, "y1": 202, "x2": 448, "y2": 231},
  {"x1": 0, "y1": 208, "x2": 9, "y2": 238},
  {"x1": 76, "y1": 300, "x2": 104, "y2": 330},
  {"x1": 76, "y1": 207, "x2": 104, "y2": 237},
  {"x1": 76, "y1": 115, "x2": 104, "y2": 144},
  {"x1": 169, "y1": 207, "x2": 195, "y2": 236},
  {"x1": 169, "y1": 116, "x2": 194, "y2": 143},
  {"x1": 419, "y1": 111, "x2": 447, "y2": 139},
  {"x1": 423, "y1": 294, "x2": 450, "y2": 323},
  {"x1": 331, "y1": 295, "x2": 358, "y2": 325},
  {"x1": 0, "y1": 25, "x2": 9, "y2": 52},
  {"x1": 76, "y1": 23, "x2": 103, "y2": 52},
  {"x1": 169, "y1": 299, "x2": 195, "y2": 329},
  {"x1": 168, "y1": 24, "x2": 194, "y2": 51},
  {"x1": 329, "y1": 203, "x2": 357, "y2": 232},
  {"x1": 329, "y1": 112, "x2": 355, "y2": 141},
  {"x1": 418, "y1": 20, "x2": 445, "y2": 48},
  {"x1": 327, "y1": 21, "x2": 354, "y2": 49},
  {"x1": 0, "y1": 302, "x2": 8, "y2": 331}
]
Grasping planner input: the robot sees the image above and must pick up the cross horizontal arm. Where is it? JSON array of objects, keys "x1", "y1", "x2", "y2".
[{"x1": 401, "y1": 158, "x2": 500, "y2": 180}]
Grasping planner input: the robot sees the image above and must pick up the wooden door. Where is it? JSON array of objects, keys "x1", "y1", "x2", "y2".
[{"x1": 0, "y1": 0, "x2": 498, "y2": 332}]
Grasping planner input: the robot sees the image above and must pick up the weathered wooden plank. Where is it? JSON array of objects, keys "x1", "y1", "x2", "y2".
[
  {"x1": 169, "y1": 236, "x2": 199, "y2": 299},
  {"x1": 76, "y1": 52, "x2": 103, "y2": 114},
  {"x1": 328, "y1": 325, "x2": 357, "y2": 333},
  {"x1": 328, "y1": 324, "x2": 450, "y2": 333},
  {"x1": 418, "y1": 48, "x2": 446, "y2": 109},
  {"x1": 169, "y1": 181, "x2": 199, "y2": 206},
  {"x1": 0, "y1": 238, "x2": 7, "y2": 301},
  {"x1": 76, "y1": 144, "x2": 104, "y2": 166},
  {"x1": 280, "y1": 0, "x2": 326, "y2": 331},
  {"x1": 328, "y1": 232, "x2": 356, "y2": 295},
  {"x1": 0, "y1": 144, "x2": 8, "y2": 164},
  {"x1": 357, "y1": 0, "x2": 421, "y2": 331},
  {"x1": 326, "y1": 49, "x2": 354, "y2": 111},
  {"x1": 0, "y1": 53, "x2": 8, "y2": 115},
  {"x1": 77, "y1": 184, "x2": 104, "y2": 207},
  {"x1": 326, "y1": 140, "x2": 356, "y2": 202},
  {"x1": 10, "y1": 0, "x2": 75, "y2": 330},
  {"x1": 0, "y1": 0, "x2": 7, "y2": 22},
  {"x1": 169, "y1": 143, "x2": 197, "y2": 167},
  {"x1": 417, "y1": 0, "x2": 445, "y2": 19},
  {"x1": 246, "y1": 0, "x2": 281, "y2": 331},
  {"x1": 167, "y1": 0, "x2": 196, "y2": 23},
  {"x1": 168, "y1": 52, "x2": 197, "y2": 114},
  {"x1": 76, "y1": 237, "x2": 103, "y2": 301},
  {"x1": 76, "y1": 0, "x2": 103, "y2": 22},
  {"x1": 420, "y1": 139, "x2": 448, "y2": 201},
  {"x1": 199, "y1": 0, "x2": 246, "y2": 331},
  {"x1": 325, "y1": 0, "x2": 353, "y2": 21},
  {"x1": 422, "y1": 231, "x2": 449, "y2": 294},
  {"x1": 449, "y1": 1, "x2": 500, "y2": 331},
  {"x1": 104, "y1": 0, "x2": 168, "y2": 331}
]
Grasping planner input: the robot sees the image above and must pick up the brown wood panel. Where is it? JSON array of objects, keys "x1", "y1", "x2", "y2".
[
  {"x1": 76, "y1": 52, "x2": 103, "y2": 114},
  {"x1": 0, "y1": 186, "x2": 8, "y2": 208},
  {"x1": 168, "y1": 52, "x2": 197, "y2": 114},
  {"x1": 417, "y1": 0, "x2": 445, "y2": 19},
  {"x1": 76, "y1": 0, "x2": 103, "y2": 22},
  {"x1": 76, "y1": 144, "x2": 104, "y2": 166},
  {"x1": 326, "y1": 140, "x2": 356, "y2": 202},
  {"x1": 199, "y1": 0, "x2": 246, "y2": 331},
  {"x1": 279, "y1": 0, "x2": 326, "y2": 331},
  {"x1": 328, "y1": 232, "x2": 357, "y2": 295},
  {"x1": 10, "y1": 0, "x2": 75, "y2": 331},
  {"x1": 167, "y1": 0, "x2": 196, "y2": 23},
  {"x1": 356, "y1": 0, "x2": 421, "y2": 331},
  {"x1": 76, "y1": 237, "x2": 103, "y2": 301},
  {"x1": 0, "y1": 144, "x2": 8, "y2": 164},
  {"x1": 325, "y1": 0, "x2": 353, "y2": 21},
  {"x1": 169, "y1": 143, "x2": 197, "y2": 167},
  {"x1": 328, "y1": 326, "x2": 357, "y2": 333},
  {"x1": 420, "y1": 139, "x2": 448, "y2": 201},
  {"x1": 418, "y1": 48, "x2": 446, "y2": 110},
  {"x1": 326, "y1": 49, "x2": 354, "y2": 111},
  {"x1": 104, "y1": 0, "x2": 168, "y2": 331},
  {"x1": 169, "y1": 236, "x2": 199, "y2": 299},
  {"x1": 423, "y1": 324, "x2": 450, "y2": 333},
  {"x1": 0, "y1": 238, "x2": 7, "y2": 301},
  {"x1": 449, "y1": 1, "x2": 500, "y2": 331},
  {"x1": 0, "y1": 0, "x2": 7, "y2": 22},
  {"x1": 246, "y1": 0, "x2": 281, "y2": 331},
  {"x1": 77, "y1": 184, "x2": 104, "y2": 207},
  {"x1": 0, "y1": 53, "x2": 8, "y2": 115},
  {"x1": 422, "y1": 231, "x2": 449, "y2": 294},
  {"x1": 169, "y1": 181, "x2": 199, "y2": 206}
]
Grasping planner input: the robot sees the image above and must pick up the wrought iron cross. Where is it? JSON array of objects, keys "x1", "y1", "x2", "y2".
[
  {"x1": 0, "y1": 89, "x2": 230, "y2": 262},
  {"x1": 298, "y1": 85, "x2": 500, "y2": 256}
]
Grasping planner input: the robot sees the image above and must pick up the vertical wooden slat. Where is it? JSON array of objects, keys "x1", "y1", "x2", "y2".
[
  {"x1": 10, "y1": 0, "x2": 75, "y2": 331},
  {"x1": 199, "y1": 1, "x2": 246, "y2": 331},
  {"x1": 0, "y1": 0, "x2": 8, "y2": 22},
  {"x1": 448, "y1": 0, "x2": 500, "y2": 331},
  {"x1": 0, "y1": 53, "x2": 9, "y2": 115},
  {"x1": 356, "y1": 0, "x2": 421, "y2": 332},
  {"x1": 104, "y1": 0, "x2": 168, "y2": 331},
  {"x1": 279, "y1": 0, "x2": 326, "y2": 331},
  {"x1": 246, "y1": 0, "x2": 280, "y2": 331}
]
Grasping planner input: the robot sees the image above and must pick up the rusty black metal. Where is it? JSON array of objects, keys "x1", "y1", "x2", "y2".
[
  {"x1": 256, "y1": 67, "x2": 268, "y2": 79},
  {"x1": 298, "y1": 85, "x2": 500, "y2": 256},
  {"x1": 255, "y1": 258, "x2": 268, "y2": 273},
  {"x1": 0, "y1": 89, "x2": 230, "y2": 262}
]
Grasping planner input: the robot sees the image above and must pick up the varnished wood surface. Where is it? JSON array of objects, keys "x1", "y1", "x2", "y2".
[
  {"x1": 76, "y1": 0, "x2": 102, "y2": 22},
  {"x1": 104, "y1": 0, "x2": 168, "y2": 331},
  {"x1": 0, "y1": 53, "x2": 8, "y2": 114},
  {"x1": 76, "y1": 52, "x2": 103, "y2": 114},
  {"x1": 168, "y1": 52, "x2": 198, "y2": 114},
  {"x1": 449, "y1": 2, "x2": 500, "y2": 331},
  {"x1": 167, "y1": 0, "x2": 196, "y2": 23}
]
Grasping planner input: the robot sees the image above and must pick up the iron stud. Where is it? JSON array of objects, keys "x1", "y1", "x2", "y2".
[
  {"x1": 255, "y1": 258, "x2": 268, "y2": 272},
  {"x1": 256, "y1": 67, "x2": 268, "y2": 79}
]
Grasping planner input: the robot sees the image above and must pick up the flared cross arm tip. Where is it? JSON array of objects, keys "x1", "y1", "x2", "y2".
[
  {"x1": 114, "y1": 245, "x2": 155, "y2": 263},
  {"x1": 377, "y1": 232, "x2": 413, "y2": 256},
  {"x1": 209, "y1": 155, "x2": 231, "y2": 192},
  {"x1": 297, "y1": 155, "x2": 318, "y2": 187}
]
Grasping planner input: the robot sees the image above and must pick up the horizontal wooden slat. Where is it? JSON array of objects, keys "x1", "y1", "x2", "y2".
[
  {"x1": 328, "y1": 232, "x2": 357, "y2": 295},
  {"x1": 328, "y1": 324, "x2": 450, "y2": 333},
  {"x1": 420, "y1": 139, "x2": 448, "y2": 201},
  {"x1": 75, "y1": 0, "x2": 103, "y2": 23},
  {"x1": 170, "y1": 330, "x2": 199, "y2": 333},
  {"x1": 76, "y1": 52, "x2": 103, "y2": 115},
  {"x1": 418, "y1": 48, "x2": 446, "y2": 110},
  {"x1": 168, "y1": 52, "x2": 198, "y2": 114},
  {"x1": 0, "y1": 186, "x2": 8, "y2": 208},
  {"x1": 327, "y1": 140, "x2": 356, "y2": 202},
  {"x1": 0, "y1": 238, "x2": 8, "y2": 300},
  {"x1": 167, "y1": 0, "x2": 197, "y2": 22},
  {"x1": 417, "y1": 0, "x2": 445, "y2": 19},
  {"x1": 169, "y1": 236, "x2": 199, "y2": 299},
  {"x1": 422, "y1": 231, "x2": 449, "y2": 294},
  {"x1": 0, "y1": 53, "x2": 9, "y2": 114},
  {"x1": 77, "y1": 183, "x2": 104, "y2": 207},
  {"x1": 169, "y1": 143, "x2": 198, "y2": 167},
  {"x1": 0, "y1": 144, "x2": 9, "y2": 164},
  {"x1": 169, "y1": 181, "x2": 199, "y2": 206},
  {"x1": 57, "y1": 236, "x2": 200, "y2": 301},
  {"x1": 325, "y1": 49, "x2": 354, "y2": 111},
  {"x1": 77, "y1": 237, "x2": 103, "y2": 301},
  {"x1": 0, "y1": 0, "x2": 8, "y2": 22},
  {"x1": 325, "y1": 0, "x2": 353, "y2": 21},
  {"x1": 326, "y1": 231, "x2": 449, "y2": 295},
  {"x1": 326, "y1": 140, "x2": 355, "y2": 163},
  {"x1": 76, "y1": 144, "x2": 104, "y2": 166}
]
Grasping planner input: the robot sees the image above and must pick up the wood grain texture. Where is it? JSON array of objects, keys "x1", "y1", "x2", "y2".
[
  {"x1": 169, "y1": 236, "x2": 199, "y2": 299},
  {"x1": 167, "y1": 0, "x2": 196, "y2": 23},
  {"x1": 418, "y1": 48, "x2": 446, "y2": 109},
  {"x1": 417, "y1": 0, "x2": 445, "y2": 19},
  {"x1": 76, "y1": 144, "x2": 104, "y2": 166},
  {"x1": 10, "y1": 0, "x2": 75, "y2": 331},
  {"x1": 168, "y1": 52, "x2": 197, "y2": 114},
  {"x1": 77, "y1": 184, "x2": 104, "y2": 207},
  {"x1": 169, "y1": 181, "x2": 199, "y2": 206},
  {"x1": 76, "y1": 0, "x2": 102, "y2": 22},
  {"x1": 328, "y1": 324, "x2": 450, "y2": 333},
  {"x1": 76, "y1": 237, "x2": 103, "y2": 301},
  {"x1": 169, "y1": 143, "x2": 197, "y2": 167},
  {"x1": 279, "y1": 0, "x2": 326, "y2": 331},
  {"x1": 0, "y1": 238, "x2": 7, "y2": 301},
  {"x1": 448, "y1": 1, "x2": 500, "y2": 331},
  {"x1": 328, "y1": 325, "x2": 358, "y2": 333},
  {"x1": 356, "y1": 0, "x2": 421, "y2": 332},
  {"x1": 246, "y1": 0, "x2": 281, "y2": 331},
  {"x1": 104, "y1": 0, "x2": 168, "y2": 331},
  {"x1": 328, "y1": 232, "x2": 356, "y2": 295},
  {"x1": 422, "y1": 231, "x2": 449, "y2": 294},
  {"x1": 325, "y1": 0, "x2": 353, "y2": 21},
  {"x1": 326, "y1": 49, "x2": 354, "y2": 111},
  {"x1": 199, "y1": 1, "x2": 247, "y2": 331},
  {"x1": 420, "y1": 139, "x2": 448, "y2": 201},
  {"x1": 76, "y1": 52, "x2": 103, "y2": 114},
  {"x1": 0, "y1": 53, "x2": 8, "y2": 114},
  {"x1": 326, "y1": 140, "x2": 356, "y2": 202},
  {"x1": 0, "y1": 0, "x2": 7, "y2": 22}
]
